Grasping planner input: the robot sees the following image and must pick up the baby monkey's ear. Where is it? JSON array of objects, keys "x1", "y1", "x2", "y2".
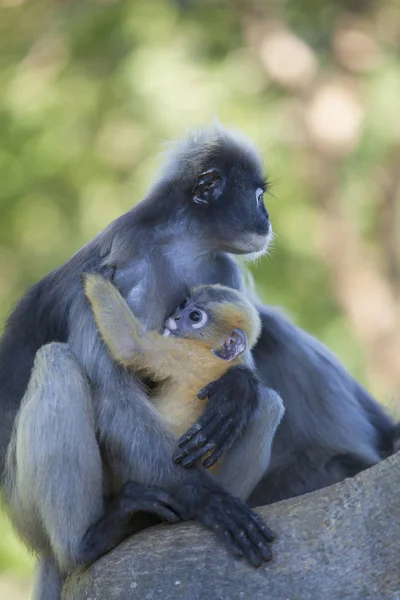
[{"x1": 211, "y1": 328, "x2": 248, "y2": 361}]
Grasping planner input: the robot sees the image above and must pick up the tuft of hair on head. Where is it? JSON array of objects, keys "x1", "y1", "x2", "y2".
[{"x1": 156, "y1": 122, "x2": 263, "y2": 185}]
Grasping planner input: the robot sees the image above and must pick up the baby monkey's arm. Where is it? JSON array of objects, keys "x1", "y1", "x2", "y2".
[{"x1": 83, "y1": 274, "x2": 176, "y2": 379}]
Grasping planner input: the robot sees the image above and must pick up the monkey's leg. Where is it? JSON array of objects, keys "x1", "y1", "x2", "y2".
[
  {"x1": 249, "y1": 305, "x2": 388, "y2": 504},
  {"x1": 82, "y1": 369, "x2": 274, "y2": 567},
  {"x1": 214, "y1": 387, "x2": 284, "y2": 501},
  {"x1": 33, "y1": 556, "x2": 65, "y2": 600},
  {"x1": 4, "y1": 342, "x2": 104, "y2": 577}
]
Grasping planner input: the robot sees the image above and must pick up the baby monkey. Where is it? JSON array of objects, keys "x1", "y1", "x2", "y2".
[{"x1": 84, "y1": 275, "x2": 261, "y2": 470}]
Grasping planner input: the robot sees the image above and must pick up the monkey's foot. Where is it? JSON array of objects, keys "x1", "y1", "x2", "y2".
[
  {"x1": 177, "y1": 477, "x2": 274, "y2": 568},
  {"x1": 197, "y1": 492, "x2": 274, "y2": 567}
]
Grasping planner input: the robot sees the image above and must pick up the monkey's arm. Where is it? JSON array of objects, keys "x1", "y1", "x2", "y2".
[
  {"x1": 84, "y1": 274, "x2": 177, "y2": 380},
  {"x1": 174, "y1": 354, "x2": 264, "y2": 469}
]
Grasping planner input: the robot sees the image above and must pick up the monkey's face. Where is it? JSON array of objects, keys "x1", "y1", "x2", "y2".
[
  {"x1": 189, "y1": 146, "x2": 272, "y2": 257},
  {"x1": 163, "y1": 293, "x2": 249, "y2": 362},
  {"x1": 163, "y1": 297, "x2": 208, "y2": 340}
]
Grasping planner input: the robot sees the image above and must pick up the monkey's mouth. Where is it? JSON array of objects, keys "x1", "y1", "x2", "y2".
[
  {"x1": 163, "y1": 327, "x2": 179, "y2": 337},
  {"x1": 240, "y1": 227, "x2": 274, "y2": 257},
  {"x1": 163, "y1": 317, "x2": 178, "y2": 337}
]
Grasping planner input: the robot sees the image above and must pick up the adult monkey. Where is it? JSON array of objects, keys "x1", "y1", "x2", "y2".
[
  {"x1": 0, "y1": 126, "x2": 395, "y2": 594},
  {"x1": 1, "y1": 126, "x2": 284, "y2": 600}
]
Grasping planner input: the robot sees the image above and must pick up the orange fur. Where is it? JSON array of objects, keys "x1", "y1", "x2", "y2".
[{"x1": 84, "y1": 275, "x2": 259, "y2": 444}]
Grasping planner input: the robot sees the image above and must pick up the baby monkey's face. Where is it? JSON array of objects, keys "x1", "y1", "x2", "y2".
[
  {"x1": 163, "y1": 297, "x2": 208, "y2": 340},
  {"x1": 162, "y1": 284, "x2": 257, "y2": 361}
]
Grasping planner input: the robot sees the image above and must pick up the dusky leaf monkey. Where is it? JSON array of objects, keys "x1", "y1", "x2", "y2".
[
  {"x1": 1, "y1": 125, "x2": 285, "y2": 599},
  {"x1": 84, "y1": 276, "x2": 264, "y2": 455},
  {"x1": 0, "y1": 125, "x2": 396, "y2": 599}
]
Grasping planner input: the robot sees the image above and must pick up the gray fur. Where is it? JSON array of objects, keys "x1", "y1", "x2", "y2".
[
  {"x1": 4, "y1": 344, "x2": 104, "y2": 573},
  {"x1": 248, "y1": 306, "x2": 387, "y2": 506},
  {"x1": 156, "y1": 123, "x2": 263, "y2": 187},
  {"x1": 0, "y1": 125, "x2": 394, "y2": 598},
  {"x1": 217, "y1": 388, "x2": 284, "y2": 500},
  {"x1": 33, "y1": 557, "x2": 64, "y2": 600}
]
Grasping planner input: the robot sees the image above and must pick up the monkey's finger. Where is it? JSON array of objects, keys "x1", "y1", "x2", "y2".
[
  {"x1": 226, "y1": 498, "x2": 275, "y2": 544},
  {"x1": 221, "y1": 500, "x2": 273, "y2": 564},
  {"x1": 202, "y1": 419, "x2": 235, "y2": 468},
  {"x1": 229, "y1": 511, "x2": 273, "y2": 562},
  {"x1": 224, "y1": 520, "x2": 266, "y2": 567},
  {"x1": 177, "y1": 395, "x2": 231, "y2": 449},
  {"x1": 222, "y1": 529, "x2": 245, "y2": 559},
  {"x1": 180, "y1": 442, "x2": 216, "y2": 468},
  {"x1": 199, "y1": 510, "x2": 244, "y2": 560},
  {"x1": 203, "y1": 446, "x2": 225, "y2": 469},
  {"x1": 197, "y1": 387, "x2": 209, "y2": 400},
  {"x1": 177, "y1": 422, "x2": 204, "y2": 448},
  {"x1": 246, "y1": 510, "x2": 276, "y2": 544},
  {"x1": 174, "y1": 429, "x2": 213, "y2": 462},
  {"x1": 176, "y1": 417, "x2": 220, "y2": 454},
  {"x1": 179, "y1": 421, "x2": 221, "y2": 457},
  {"x1": 197, "y1": 380, "x2": 219, "y2": 400},
  {"x1": 126, "y1": 487, "x2": 184, "y2": 522},
  {"x1": 123, "y1": 484, "x2": 179, "y2": 511},
  {"x1": 145, "y1": 498, "x2": 183, "y2": 523},
  {"x1": 211, "y1": 507, "x2": 263, "y2": 567},
  {"x1": 150, "y1": 505, "x2": 182, "y2": 524}
]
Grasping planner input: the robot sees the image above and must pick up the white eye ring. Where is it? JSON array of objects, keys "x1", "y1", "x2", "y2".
[
  {"x1": 191, "y1": 310, "x2": 208, "y2": 329},
  {"x1": 256, "y1": 188, "x2": 264, "y2": 204}
]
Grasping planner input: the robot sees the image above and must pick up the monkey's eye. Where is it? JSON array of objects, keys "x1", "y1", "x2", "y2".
[
  {"x1": 189, "y1": 310, "x2": 202, "y2": 322},
  {"x1": 189, "y1": 309, "x2": 207, "y2": 329},
  {"x1": 256, "y1": 188, "x2": 264, "y2": 204}
]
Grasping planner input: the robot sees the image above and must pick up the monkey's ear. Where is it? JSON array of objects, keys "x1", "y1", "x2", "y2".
[
  {"x1": 192, "y1": 169, "x2": 224, "y2": 205},
  {"x1": 211, "y1": 328, "x2": 248, "y2": 361}
]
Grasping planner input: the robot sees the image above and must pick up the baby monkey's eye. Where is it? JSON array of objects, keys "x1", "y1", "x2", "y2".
[
  {"x1": 189, "y1": 308, "x2": 208, "y2": 329},
  {"x1": 189, "y1": 310, "x2": 202, "y2": 322}
]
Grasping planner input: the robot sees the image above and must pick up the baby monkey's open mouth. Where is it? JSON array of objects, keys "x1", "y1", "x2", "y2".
[{"x1": 163, "y1": 317, "x2": 178, "y2": 337}]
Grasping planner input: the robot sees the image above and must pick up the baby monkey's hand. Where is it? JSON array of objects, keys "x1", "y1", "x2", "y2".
[{"x1": 174, "y1": 365, "x2": 260, "y2": 469}]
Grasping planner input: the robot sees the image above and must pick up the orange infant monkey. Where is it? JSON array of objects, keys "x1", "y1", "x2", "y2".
[{"x1": 83, "y1": 275, "x2": 262, "y2": 469}]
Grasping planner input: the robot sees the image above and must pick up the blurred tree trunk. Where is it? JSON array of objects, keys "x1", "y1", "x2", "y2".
[
  {"x1": 62, "y1": 452, "x2": 400, "y2": 600},
  {"x1": 310, "y1": 153, "x2": 400, "y2": 398}
]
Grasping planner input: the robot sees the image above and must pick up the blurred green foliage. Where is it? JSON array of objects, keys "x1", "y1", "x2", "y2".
[{"x1": 0, "y1": 0, "x2": 399, "y2": 591}]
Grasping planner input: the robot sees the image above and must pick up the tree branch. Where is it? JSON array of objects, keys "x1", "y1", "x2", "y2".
[{"x1": 62, "y1": 452, "x2": 400, "y2": 600}]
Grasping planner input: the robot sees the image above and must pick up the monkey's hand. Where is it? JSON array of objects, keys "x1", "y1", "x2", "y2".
[
  {"x1": 174, "y1": 365, "x2": 260, "y2": 468},
  {"x1": 176, "y1": 474, "x2": 274, "y2": 567}
]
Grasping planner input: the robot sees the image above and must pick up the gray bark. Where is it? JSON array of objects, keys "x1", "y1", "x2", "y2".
[{"x1": 62, "y1": 452, "x2": 400, "y2": 600}]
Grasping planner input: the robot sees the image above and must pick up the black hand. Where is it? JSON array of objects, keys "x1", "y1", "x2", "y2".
[
  {"x1": 118, "y1": 481, "x2": 183, "y2": 523},
  {"x1": 176, "y1": 474, "x2": 274, "y2": 568},
  {"x1": 78, "y1": 481, "x2": 182, "y2": 564},
  {"x1": 174, "y1": 365, "x2": 260, "y2": 468}
]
